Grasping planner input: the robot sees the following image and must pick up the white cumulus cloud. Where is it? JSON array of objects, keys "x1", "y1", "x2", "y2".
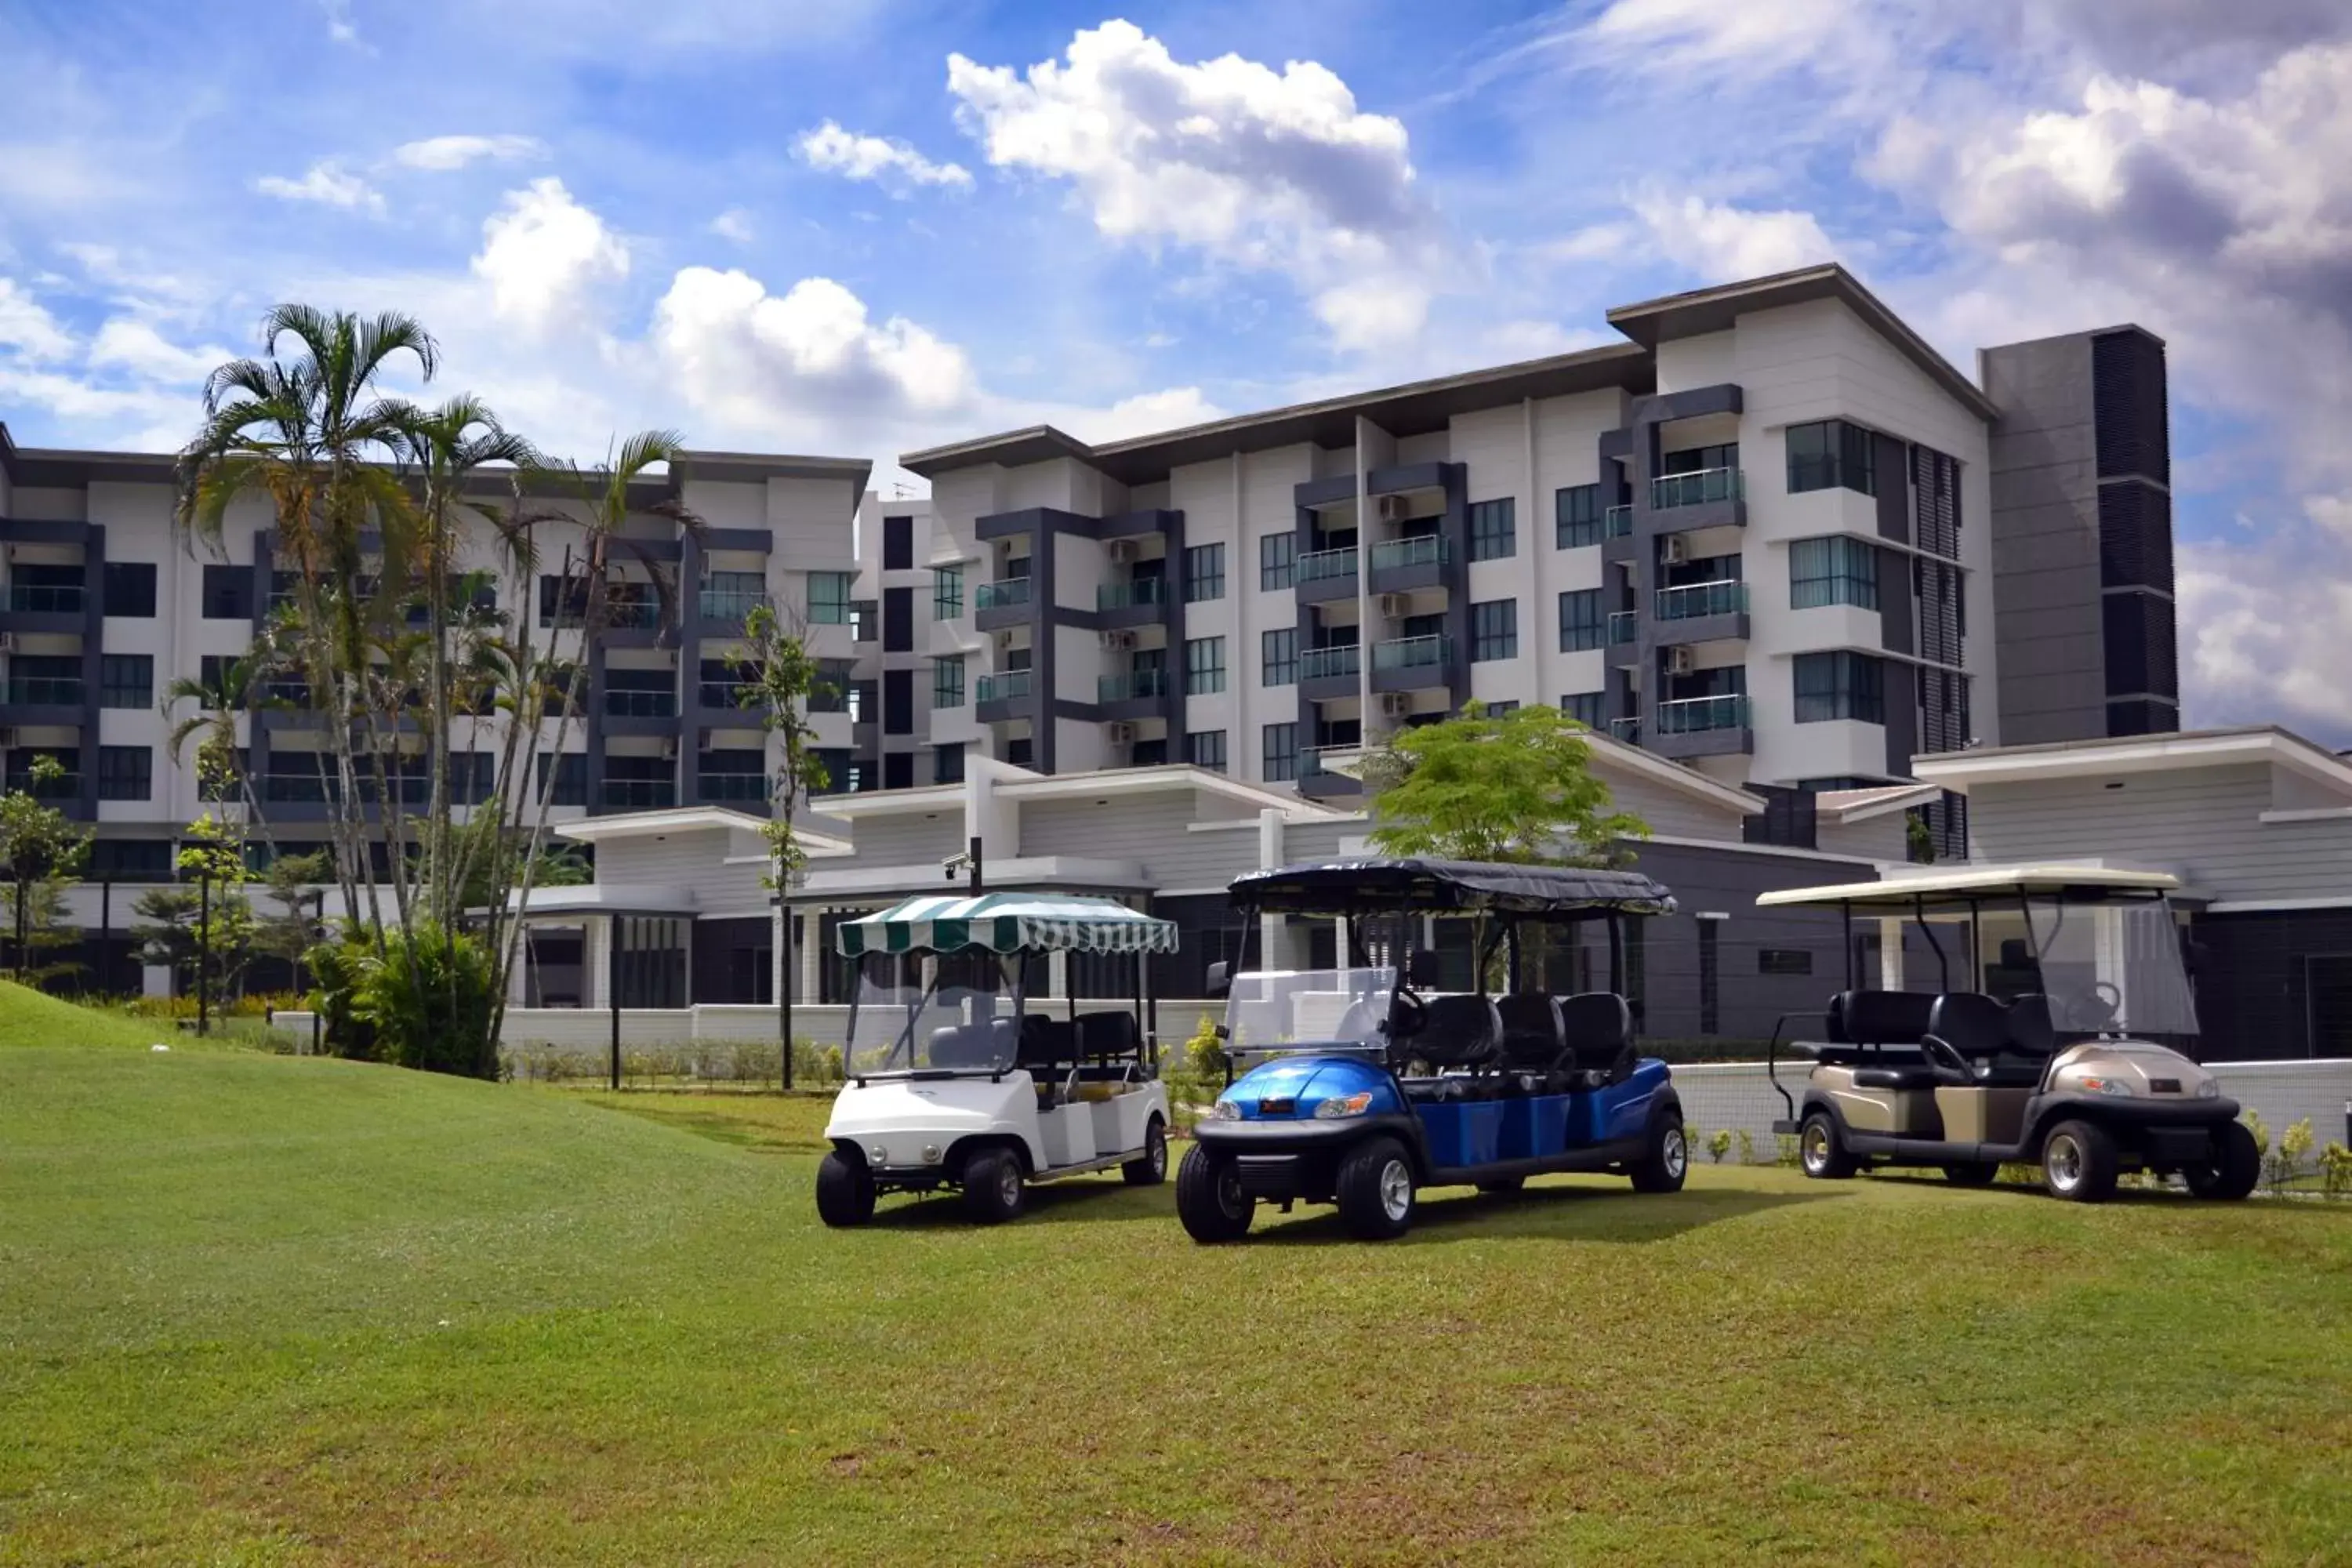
[
  {"x1": 947, "y1": 20, "x2": 1440, "y2": 350},
  {"x1": 470, "y1": 177, "x2": 630, "y2": 332},
  {"x1": 254, "y1": 161, "x2": 385, "y2": 214},
  {"x1": 795, "y1": 121, "x2": 973, "y2": 190},
  {"x1": 392, "y1": 134, "x2": 546, "y2": 170},
  {"x1": 87, "y1": 318, "x2": 230, "y2": 384},
  {"x1": 0, "y1": 278, "x2": 76, "y2": 361},
  {"x1": 1631, "y1": 193, "x2": 1839, "y2": 278}
]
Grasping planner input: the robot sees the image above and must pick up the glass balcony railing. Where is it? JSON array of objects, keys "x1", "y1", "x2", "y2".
[
  {"x1": 698, "y1": 588, "x2": 769, "y2": 622},
  {"x1": 1298, "y1": 744, "x2": 1362, "y2": 782},
  {"x1": 1655, "y1": 694, "x2": 1750, "y2": 735},
  {"x1": 603, "y1": 689, "x2": 677, "y2": 719},
  {"x1": 6, "y1": 583, "x2": 85, "y2": 614},
  {"x1": 975, "y1": 578, "x2": 1033, "y2": 612},
  {"x1": 1651, "y1": 466, "x2": 1744, "y2": 510},
  {"x1": 1655, "y1": 580, "x2": 1748, "y2": 621},
  {"x1": 1098, "y1": 669, "x2": 1170, "y2": 702},
  {"x1": 5, "y1": 677, "x2": 85, "y2": 706},
  {"x1": 1298, "y1": 643, "x2": 1361, "y2": 681},
  {"x1": 1604, "y1": 504, "x2": 1634, "y2": 538},
  {"x1": 696, "y1": 773, "x2": 769, "y2": 803},
  {"x1": 602, "y1": 779, "x2": 677, "y2": 809},
  {"x1": 1371, "y1": 633, "x2": 1450, "y2": 671},
  {"x1": 1370, "y1": 535, "x2": 1445, "y2": 573},
  {"x1": 606, "y1": 599, "x2": 661, "y2": 630},
  {"x1": 699, "y1": 683, "x2": 756, "y2": 710},
  {"x1": 975, "y1": 669, "x2": 1033, "y2": 705},
  {"x1": 1607, "y1": 612, "x2": 1636, "y2": 646},
  {"x1": 1295, "y1": 546, "x2": 1359, "y2": 583},
  {"x1": 1097, "y1": 577, "x2": 1167, "y2": 612},
  {"x1": 1608, "y1": 717, "x2": 1641, "y2": 744},
  {"x1": 260, "y1": 774, "x2": 333, "y2": 803}
]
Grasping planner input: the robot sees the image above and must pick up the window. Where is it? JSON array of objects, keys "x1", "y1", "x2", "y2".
[
  {"x1": 537, "y1": 573, "x2": 590, "y2": 627},
  {"x1": 809, "y1": 572, "x2": 854, "y2": 625},
  {"x1": 1471, "y1": 599, "x2": 1517, "y2": 662},
  {"x1": 1259, "y1": 532, "x2": 1294, "y2": 590},
  {"x1": 1699, "y1": 921, "x2": 1720, "y2": 1034},
  {"x1": 1561, "y1": 691, "x2": 1604, "y2": 728},
  {"x1": 1794, "y1": 651, "x2": 1886, "y2": 724},
  {"x1": 201, "y1": 564, "x2": 251, "y2": 620},
  {"x1": 931, "y1": 564, "x2": 964, "y2": 620},
  {"x1": 1555, "y1": 484, "x2": 1604, "y2": 548},
  {"x1": 1185, "y1": 636, "x2": 1226, "y2": 695},
  {"x1": 97, "y1": 746, "x2": 151, "y2": 801},
  {"x1": 1468, "y1": 498, "x2": 1515, "y2": 561},
  {"x1": 883, "y1": 752, "x2": 914, "y2": 789},
  {"x1": 934, "y1": 742, "x2": 965, "y2": 784},
  {"x1": 883, "y1": 669, "x2": 914, "y2": 734},
  {"x1": 100, "y1": 655, "x2": 154, "y2": 710},
  {"x1": 850, "y1": 600, "x2": 877, "y2": 642},
  {"x1": 86, "y1": 838, "x2": 174, "y2": 880},
  {"x1": 1789, "y1": 535, "x2": 1881, "y2": 610},
  {"x1": 932, "y1": 655, "x2": 966, "y2": 710},
  {"x1": 809, "y1": 659, "x2": 855, "y2": 714},
  {"x1": 1759, "y1": 948, "x2": 1814, "y2": 976},
  {"x1": 1787, "y1": 419, "x2": 1877, "y2": 496},
  {"x1": 1662, "y1": 442, "x2": 1738, "y2": 475},
  {"x1": 1184, "y1": 543, "x2": 1225, "y2": 603},
  {"x1": 1262, "y1": 722, "x2": 1299, "y2": 783},
  {"x1": 103, "y1": 561, "x2": 157, "y2": 618},
  {"x1": 1131, "y1": 738, "x2": 1169, "y2": 766},
  {"x1": 198, "y1": 655, "x2": 234, "y2": 705},
  {"x1": 882, "y1": 514, "x2": 914, "y2": 570},
  {"x1": 1558, "y1": 588, "x2": 1606, "y2": 652},
  {"x1": 1485, "y1": 701, "x2": 1519, "y2": 717},
  {"x1": 1005, "y1": 737, "x2": 1034, "y2": 768},
  {"x1": 883, "y1": 586, "x2": 913, "y2": 652},
  {"x1": 1185, "y1": 730, "x2": 1227, "y2": 772},
  {"x1": 1261, "y1": 627, "x2": 1298, "y2": 687}
]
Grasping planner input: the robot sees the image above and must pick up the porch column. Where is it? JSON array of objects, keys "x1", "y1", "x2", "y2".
[
  {"x1": 800, "y1": 907, "x2": 824, "y2": 1002},
  {"x1": 585, "y1": 916, "x2": 612, "y2": 1009},
  {"x1": 1878, "y1": 916, "x2": 1905, "y2": 992},
  {"x1": 507, "y1": 928, "x2": 532, "y2": 1007}
]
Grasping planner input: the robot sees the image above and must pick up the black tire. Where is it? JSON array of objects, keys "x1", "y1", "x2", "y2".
[
  {"x1": 815, "y1": 1151, "x2": 876, "y2": 1229},
  {"x1": 1941, "y1": 1162, "x2": 1998, "y2": 1186},
  {"x1": 960, "y1": 1148, "x2": 1026, "y2": 1225},
  {"x1": 2185, "y1": 1120, "x2": 2260, "y2": 1201},
  {"x1": 1475, "y1": 1176, "x2": 1525, "y2": 1195},
  {"x1": 1175, "y1": 1144, "x2": 1254, "y2": 1243},
  {"x1": 2041, "y1": 1119, "x2": 2119, "y2": 1203},
  {"x1": 1630, "y1": 1110, "x2": 1689, "y2": 1193},
  {"x1": 1334, "y1": 1137, "x2": 1417, "y2": 1241},
  {"x1": 1798, "y1": 1111, "x2": 1857, "y2": 1180},
  {"x1": 1122, "y1": 1119, "x2": 1169, "y2": 1186}
]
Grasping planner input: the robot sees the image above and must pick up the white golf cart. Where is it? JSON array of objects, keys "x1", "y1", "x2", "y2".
[{"x1": 815, "y1": 891, "x2": 1177, "y2": 1226}]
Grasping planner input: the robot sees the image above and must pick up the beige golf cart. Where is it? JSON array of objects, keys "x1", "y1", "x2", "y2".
[{"x1": 1757, "y1": 867, "x2": 2258, "y2": 1203}]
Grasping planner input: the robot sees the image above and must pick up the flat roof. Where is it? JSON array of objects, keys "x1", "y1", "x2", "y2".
[
  {"x1": 1757, "y1": 864, "x2": 2181, "y2": 909},
  {"x1": 1914, "y1": 726, "x2": 2352, "y2": 800}
]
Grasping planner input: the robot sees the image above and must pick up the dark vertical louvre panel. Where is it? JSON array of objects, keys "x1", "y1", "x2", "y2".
[
  {"x1": 2098, "y1": 481, "x2": 2174, "y2": 593},
  {"x1": 2092, "y1": 331, "x2": 2169, "y2": 485},
  {"x1": 2101, "y1": 594, "x2": 2178, "y2": 699}
]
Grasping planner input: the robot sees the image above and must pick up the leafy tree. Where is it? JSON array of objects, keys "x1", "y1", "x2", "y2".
[
  {"x1": 255, "y1": 848, "x2": 332, "y2": 981},
  {"x1": 1365, "y1": 703, "x2": 1650, "y2": 866},
  {"x1": 737, "y1": 601, "x2": 828, "y2": 1087},
  {"x1": 4, "y1": 875, "x2": 84, "y2": 989},
  {"x1": 1, "y1": 754, "x2": 92, "y2": 981}
]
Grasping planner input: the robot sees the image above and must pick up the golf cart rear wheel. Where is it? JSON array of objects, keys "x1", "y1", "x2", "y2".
[
  {"x1": 2042, "y1": 1119, "x2": 2119, "y2": 1203},
  {"x1": 1799, "y1": 1112, "x2": 1857, "y2": 1180},
  {"x1": 815, "y1": 1151, "x2": 877, "y2": 1228},
  {"x1": 1176, "y1": 1145, "x2": 1254, "y2": 1243},
  {"x1": 1941, "y1": 1162, "x2": 1998, "y2": 1186},
  {"x1": 1475, "y1": 1177, "x2": 1524, "y2": 1195},
  {"x1": 960, "y1": 1149, "x2": 1026, "y2": 1225},
  {"x1": 1631, "y1": 1111, "x2": 1689, "y2": 1193},
  {"x1": 1123, "y1": 1119, "x2": 1169, "y2": 1186},
  {"x1": 2185, "y1": 1120, "x2": 2260, "y2": 1201},
  {"x1": 1336, "y1": 1137, "x2": 1417, "y2": 1241}
]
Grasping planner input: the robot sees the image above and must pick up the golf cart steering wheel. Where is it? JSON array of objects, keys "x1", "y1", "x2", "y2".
[
  {"x1": 1387, "y1": 987, "x2": 1429, "y2": 1040},
  {"x1": 2078, "y1": 982, "x2": 2122, "y2": 1028},
  {"x1": 1920, "y1": 1034, "x2": 1973, "y2": 1078}
]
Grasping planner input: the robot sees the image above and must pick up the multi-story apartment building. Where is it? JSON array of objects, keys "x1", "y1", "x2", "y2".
[{"x1": 892, "y1": 264, "x2": 2176, "y2": 816}]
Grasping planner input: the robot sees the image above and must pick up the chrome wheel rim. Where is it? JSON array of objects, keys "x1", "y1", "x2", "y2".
[
  {"x1": 1663, "y1": 1125, "x2": 1688, "y2": 1179},
  {"x1": 1149, "y1": 1132, "x2": 1167, "y2": 1178},
  {"x1": 1802, "y1": 1124, "x2": 1831, "y2": 1174},
  {"x1": 998, "y1": 1163, "x2": 1022, "y2": 1207},
  {"x1": 2047, "y1": 1134, "x2": 2082, "y2": 1193},
  {"x1": 1379, "y1": 1159, "x2": 1413, "y2": 1221}
]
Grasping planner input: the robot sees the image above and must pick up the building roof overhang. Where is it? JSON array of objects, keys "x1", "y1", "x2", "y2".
[{"x1": 1912, "y1": 725, "x2": 2352, "y2": 802}]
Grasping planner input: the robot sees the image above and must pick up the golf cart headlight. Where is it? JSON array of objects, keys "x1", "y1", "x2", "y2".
[
  {"x1": 1313, "y1": 1091, "x2": 1374, "y2": 1120},
  {"x1": 2195, "y1": 1079, "x2": 2221, "y2": 1099},
  {"x1": 1208, "y1": 1099, "x2": 1242, "y2": 1121},
  {"x1": 867, "y1": 1143, "x2": 889, "y2": 1163},
  {"x1": 2081, "y1": 1076, "x2": 2136, "y2": 1098}
]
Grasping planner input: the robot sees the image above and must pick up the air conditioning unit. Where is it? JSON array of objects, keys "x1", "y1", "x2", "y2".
[
  {"x1": 1661, "y1": 534, "x2": 1690, "y2": 565},
  {"x1": 1378, "y1": 691, "x2": 1412, "y2": 719},
  {"x1": 1106, "y1": 721, "x2": 1135, "y2": 746},
  {"x1": 1107, "y1": 539, "x2": 1136, "y2": 565},
  {"x1": 1100, "y1": 628, "x2": 1137, "y2": 652},
  {"x1": 1375, "y1": 495, "x2": 1411, "y2": 524},
  {"x1": 1666, "y1": 646, "x2": 1697, "y2": 677},
  {"x1": 1374, "y1": 593, "x2": 1408, "y2": 619}
]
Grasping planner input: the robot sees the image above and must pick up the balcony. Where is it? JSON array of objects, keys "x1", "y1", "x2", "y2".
[
  {"x1": 1655, "y1": 579, "x2": 1751, "y2": 645},
  {"x1": 1608, "y1": 611, "x2": 1636, "y2": 646},
  {"x1": 1096, "y1": 577, "x2": 1167, "y2": 612},
  {"x1": 1608, "y1": 717, "x2": 1641, "y2": 745},
  {"x1": 1297, "y1": 745, "x2": 1364, "y2": 800},
  {"x1": 602, "y1": 778, "x2": 677, "y2": 811},
  {"x1": 6, "y1": 582, "x2": 85, "y2": 615},
  {"x1": 2, "y1": 768, "x2": 82, "y2": 800},
  {"x1": 1605, "y1": 505, "x2": 1634, "y2": 538},
  {"x1": 975, "y1": 576, "x2": 1033, "y2": 630},
  {"x1": 603, "y1": 688, "x2": 677, "y2": 720},
  {"x1": 606, "y1": 599, "x2": 662, "y2": 631},
  {"x1": 1298, "y1": 641, "x2": 1361, "y2": 699},
  {"x1": 975, "y1": 668, "x2": 1034, "y2": 721},
  {"x1": 5, "y1": 676, "x2": 86, "y2": 707},
  {"x1": 1649, "y1": 467, "x2": 1748, "y2": 535},
  {"x1": 695, "y1": 772, "x2": 770, "y2": 804},
  {"x1": 1651, "y1": 693, "x2": 1752, "y2": 761},
  {"x1": 698, "y1": 681, "x2": 756, "y2": 712},
  {"x1": 1370, "y1": 633, "x2": 1452, "y2": 694},
  {"x1": 697, "y1": 587, "x2": 770, "y2": 623},
  {"x1": 1293, "y1": 545, "x2": 1359, "y2": 605},
  {"x1": 1369, "y1": 534, "x2": 1448, "y2": 593},
  {"x1": 1097, "y1": 669, "x2": 1171, "y2": 704}
]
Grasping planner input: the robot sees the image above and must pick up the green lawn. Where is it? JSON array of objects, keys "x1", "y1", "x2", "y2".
[{"x1": 4, "y1": 996, "x2": 2349, "y2": 1566}]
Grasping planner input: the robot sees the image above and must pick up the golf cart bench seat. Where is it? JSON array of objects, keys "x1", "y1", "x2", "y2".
[
  {"x1": 1413, "y1": 994, "x2": 1504, "y2": 1069},
  {"x1": 1926, "y1": 992, "x2": 2056, "y2": 1087}
]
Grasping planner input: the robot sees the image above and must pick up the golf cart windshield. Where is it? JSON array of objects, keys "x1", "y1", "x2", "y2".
[
  {"x1": 1221, "y1": 967, "x2": 1397, "y2": 1055},
  {"x1": 843, "y1": 949, "x2": 1026, "y2": 1076},
  {"x1": 2023, "y1": 897, "x2": 2198, "y2": 1037}
]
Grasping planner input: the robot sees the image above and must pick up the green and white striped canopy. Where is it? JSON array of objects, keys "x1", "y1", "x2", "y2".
[{"x1": 837, "y1": 892, "x2": 1179, "y2": 957}]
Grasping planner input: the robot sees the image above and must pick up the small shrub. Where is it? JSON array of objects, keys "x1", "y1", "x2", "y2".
[
  {"x1": 1706, "y1": 1129, "x2": 1733, "y2": 1164},
  {"x1": 1774, "y1": 1134, "x2": 1800, "y2": 1168},
  {"x1": 346, "y1": 923, "x2": 498, "y2": 1079},
  {"x1": 2266, "y1": 1117, "x2": 2314, "y2": 1196},
  {"x1": 2242, "y1": 1109, "x2": 2270, "y2": 1158},
  {"x1": 2320, "y1": 1142, "x2": 2352, "y2": 1199},
  {"x1": 1736, "y1": 1129, "x2": 1755, "y2": 1166}
]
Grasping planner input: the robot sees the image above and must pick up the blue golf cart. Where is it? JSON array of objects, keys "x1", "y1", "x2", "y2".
[{"x1": 1176, "y1": 857, "x2": 1687, "y2": 1243}]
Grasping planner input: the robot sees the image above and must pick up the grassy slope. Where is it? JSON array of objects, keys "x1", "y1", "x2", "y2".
[
  {"x1": 0, "y1": 978, "x2": 185, "y2": 1050},
  {"x1": 1, "y1": 1022, "x2": 2348, "y2": 1566}
]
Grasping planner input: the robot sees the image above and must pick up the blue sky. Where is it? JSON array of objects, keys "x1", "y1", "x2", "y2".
[{"x1": 3, "y1": 1, "x2": 2350, "y2": 738}]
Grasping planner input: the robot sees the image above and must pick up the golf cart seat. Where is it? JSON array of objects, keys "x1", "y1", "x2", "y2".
[
  {"x1": 1414, "y1": 994, "x2": 1503, "y2": 1068},
  {"x1": 1825, "y1": 989, "x2": 1936, "y2": 1049},
  {"x1": 1074, "y1": 1010, "x2": 1141, "y2": 1061},
  {"x1": 1497, "y1": 993, "x2": 1567, "y2": 1070},
  {"x1": 929, "y1": 1018, "x2": 1012, "y2": 1069},
  {"x1": 1016, "y1": 1014, "x2": 1075, "y2": 1069},
  {"x1": 1924, "y1": 992, "x2": 2045, "y2": 1087},
  {"x1": 1559, "y1": 992, "x2": 1635, "y2": 1087}
]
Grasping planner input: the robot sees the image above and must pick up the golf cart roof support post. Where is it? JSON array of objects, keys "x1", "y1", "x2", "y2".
[
  {"x1": 1915, "y1": 892, "x2": 1948, "y2": 992},
  {"x1": 1971, "y1": 900, "x2": 1983, "y2": 993},
  {"x1": 1608, "y1": 912, "x2": 1624, "y2": 996},
  {"x1": 1506, "y1": 920, "x2": 1522, "y2": 993},
  {"x1": 1842, "y1": 900, "x2": 1854, "y2": 991}
]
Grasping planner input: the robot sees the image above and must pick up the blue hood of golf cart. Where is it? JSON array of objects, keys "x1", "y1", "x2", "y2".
[{"x1": 1217, "y1": 1054, "x2": 1401, "y2": 1121}]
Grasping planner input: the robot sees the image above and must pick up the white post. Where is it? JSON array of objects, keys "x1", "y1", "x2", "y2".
[
  {"x1": 1878, "y1": 916, "x2": 1905, "y2": 992},
  {"x1": 801, "y1": 906, "x2": 824, "y2": 1003},
  {"x1": 585, "y1": 916, "x2": 611, "y2": 1009}
]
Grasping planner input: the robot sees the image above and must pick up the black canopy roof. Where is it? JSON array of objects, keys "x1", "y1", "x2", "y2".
[{"x1": 1229, "y1": 858, "x2": 1676, "y2": 920}]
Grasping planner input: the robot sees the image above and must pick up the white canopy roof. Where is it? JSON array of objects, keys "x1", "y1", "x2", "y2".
[{"x1": 1757, "y1": 864, "x2": 2182, "y2": 911}]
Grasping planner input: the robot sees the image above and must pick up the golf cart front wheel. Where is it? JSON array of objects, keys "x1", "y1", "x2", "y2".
[
  {"x1": 1799, "y1": 1112, "x2": 1857, "y2": 1180},
  {"x1": 960, "y1": 1149, "x2": 1027, "y2": 1225},
  {"x1": 2185, "y1": 1120, "x2": 2260, "y2": 1201},
  {"x1": 2042, "y1": 1119, "x2": 2119, "y2": 1203},
  {"x1": 815, "y1": 1151, "x2": 877, "y2": 1228},
  {"x1": 1630, "y1": 1111, "x2": 1689, "y2": 1193},
  {"x1": 1941, "y1": 1162, "x2": 1998, "y2": 1186},
  {"x1": 1176, "y1": 1145, "x2": 1254, "y2": 1243},
  {"x1": 1123, "y1": 1119, "x2": 1169, "y2": 1186},
  {"x1": 1336, "y1": 1137, "x2": 1417, "y2": 1240}
]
